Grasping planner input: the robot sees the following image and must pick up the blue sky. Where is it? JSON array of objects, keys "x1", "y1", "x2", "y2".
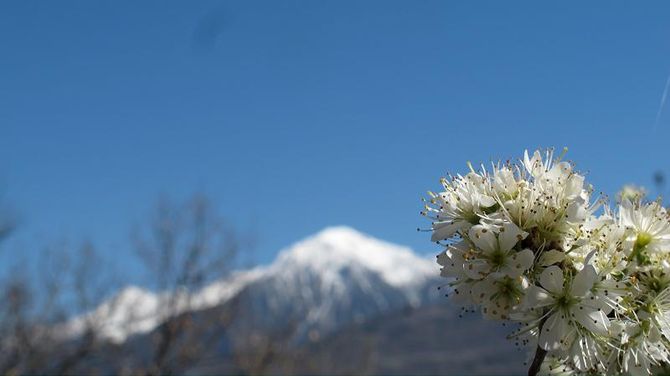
[{"x1": 1, "y1": 1, "x2": 670, "y2": 282}]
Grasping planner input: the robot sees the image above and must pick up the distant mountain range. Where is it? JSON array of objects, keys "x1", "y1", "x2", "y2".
[{"x1": 63, "y1": 226, "x2": 527, "y2": 374}]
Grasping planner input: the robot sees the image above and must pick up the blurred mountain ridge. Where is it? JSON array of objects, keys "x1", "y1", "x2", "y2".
[
  {"x1": 60, "y1": 226, "x2": 525, "y2": 375},
  {"x1": 64, "y1": 226, "x2": 440, "y2": 343}
]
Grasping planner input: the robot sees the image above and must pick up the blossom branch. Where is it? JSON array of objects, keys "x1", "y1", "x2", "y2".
[{"x1": 426, "y1": 149, "x2": 670, "y2": 375}]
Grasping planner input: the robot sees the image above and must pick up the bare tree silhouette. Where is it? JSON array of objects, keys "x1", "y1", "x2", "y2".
[
  {"x1": 130, "y1": 194, "x2": 239, "y2": 375},
  {"x1": 0, "y1": 193, "x2": 372, "y2": 376}
]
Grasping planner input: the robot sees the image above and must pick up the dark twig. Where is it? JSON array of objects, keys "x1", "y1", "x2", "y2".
[
  {"x1": 527, "y1": 315, "x2": 548, "y2": 376},
  {"x1": 527, "y1": 345, "x2": 547, "y2": 376}
]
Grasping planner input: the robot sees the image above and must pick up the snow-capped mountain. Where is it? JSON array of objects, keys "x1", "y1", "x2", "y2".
[
  {"x1": 64, "y1": 226, "x2": 441, "y2": 344},
  {"x1": 62, "y1": 269, "x2": 266, "y2": 343},
  {"x1": 247, "y1": 226, "x2": 440, "y2": 340}
]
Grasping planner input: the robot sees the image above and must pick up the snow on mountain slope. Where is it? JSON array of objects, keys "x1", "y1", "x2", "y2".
[
  {"x1": 277, "y1": 227, "x2": 434, "y2": 286},
  {"x1": 62, "y1": 269, "x2": 266, "y2": 343},
  {"x1": 272, "y1": 226, "x2": 436, "y2": 307},
  {"x1": 235, "y1": 227, "x2": 441, "y2": 341},
  {"x1": 63, "y1": 226, "x2": 440, "y2": 343}
]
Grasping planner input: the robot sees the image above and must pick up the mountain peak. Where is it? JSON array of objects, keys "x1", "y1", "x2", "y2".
[
  {"x1": 312, "y1": 225, "x2": 368, "y2": 242},
  {"x1": 276, "y1": 226, "x2": 436, "y2": 289}
]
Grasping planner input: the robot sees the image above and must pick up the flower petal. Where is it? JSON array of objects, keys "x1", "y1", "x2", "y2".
[
  {"x1": 478, "y1": 194, "x2": 497, "y2": 208},
  {"x1": 572, "y1": 304, "x2": 609, "y2": 335},
  {"x1": 539, "y1": 312, "x2": 572, "y2": 351},
  {"x1": 540, "y1": 266, "x2": 565, "y2": 295},
  {"x1": 469, "y1": 225, "x2": 497, "y2": 253},
  {"x1": 502, "y1": 249, "x2": 534, "y2": 278},
  {"x1": 437, "y1": 245, "x2": 465, "y2": 266},
  {"x1": 570, "y1": 335, "x2": 600, "y2": 371},
  {"x1": 498, "y1": 222, "x2": 528, "y2": 252},
  {"x1": 481, "y1": 297, "x2": 513, "y2": 320},
  {"x1": 431, "y1": 221, "x2": 468, "y2": 242},
  {"x1": 538, "y1": 249, "x2": 565, "y2": 266},
  {"x1": 570, "y1": 265, "x2": 598, "y2": 297},
  {"x1": 470, "y1": 278, "x2": 495, "y2": 304},
  {"x1": 656, "y1": 311, "x2": 670, "y2": 341},
  {"x1": 462, "y1": 259, "x2": 491, "y2": 280},
  {"x1": 523, "y1": 285, "x2": 554, "y2": 308}
]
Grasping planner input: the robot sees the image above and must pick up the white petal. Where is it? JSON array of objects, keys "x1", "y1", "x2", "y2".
[
  {"x1": 431, "y1": 221, "x2": 468, "y2": 242},
  {"x1": 523, "y1": 149, "x2": 531, "y2": 170},
  {"x1": 539, "y1": 312, "x2": 572, "y2": 351},
  {"x1": 656, "y1": 312, "x2": 670, "y2": 341},
  {"x1": 481, "y1": 297, "x2": 512, "y2": 320},
  {"x1": 440, "y1": 263, "x2": 465, "y2": 279},
  {"x1": 570, "y1": 335, "x2": 600, "y2": 371},
  {"x1": 598, "y1": 279, "x2": 627, "y2": 296},
  {"x1": 523, "y1": 285, "x2": 554, "y2": 308},
  {"x1": 498, "y1": 222, "x2": 528, "y2": 252},
  {"x1": 436, "y1": 249, "x2": 449, "y2": 266},
  {"x1": 565, "y1": 174, "x2": 584, "y2": 199},
  {"x1": 524, "y1": 150, "x2": 543, "y2": 175},
  {"x1": 566, "y1": 201, "x2": 588, "y2": 222},
  {"x1": 470, "y1": 279, "x2": 495, "y2": 304},
  {"x1": 649, "y1": 324, "x2": 662, "y2": 343},
  {"x1": 540, "y1": 266, "x2": 565, "y2": 295},
  {"x1": 478, "y1": 194, "x2": 497, "y2": 208},
  {"x1": 570, "y1": 265, "x2": 598, "y2": 297},
  {"x1": 462, "y1": 259, "x2": 491, "y2": 280},
  {"x1": 438, "y1": 248, "x2": 467, "y2": 279},
  {"x1": 502, "y1": 249, "x2": 534, "y2": 278},
  {"x1": 572, "y1": 304, "x2": 609, "y2": 335},
  {"x1": 550, "y1": 161, "x2": 572, "y2": 178},
  {"x1": 437, "y1": 247, "x2": 464, "y2": 265},
  {"x1": 469, "y1": 225, "x2": 497, "y2": 253},
  {"x1": 582, "y1": 294, "x2": 613, "y2": 315},
  {"x1": 625, "y1": 352, "x2": 649, "y2": 376},
  {"x1": 538, "y1": 249, "x2": 565, "y2": 266}
]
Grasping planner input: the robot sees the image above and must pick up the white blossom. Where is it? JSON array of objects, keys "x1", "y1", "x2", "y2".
[{"x1": 425, "y1": 148, "x2": 670, "y2": 375}]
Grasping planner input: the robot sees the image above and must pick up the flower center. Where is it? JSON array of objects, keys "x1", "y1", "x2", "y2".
[
  {"x1": 489, "y1": 250, "x2": 506, "y2": 267},
  {"x1": 492, "y1": 277, "x2": 523, "y2": 301},
  {"x1": 556, "y1": 294, "x2": 576, "y2": 309},
  {"x1": 636, "y1": 232, "x2": 653, "y2": 249},
  {"x1": 630, "y1": 232, "x2": 654, "y2": 265}
]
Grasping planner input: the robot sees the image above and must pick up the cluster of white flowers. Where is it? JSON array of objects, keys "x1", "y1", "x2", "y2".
[{"x1": 424, "y1": 149, "x2": 670, "y2": 375}]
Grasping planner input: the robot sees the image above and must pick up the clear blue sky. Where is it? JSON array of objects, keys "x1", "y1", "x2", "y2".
[{"x1": 1, "y1": 1, "x2": 670, "y2": 282}]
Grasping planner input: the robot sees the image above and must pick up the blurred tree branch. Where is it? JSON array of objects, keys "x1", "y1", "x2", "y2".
[
  {"x1": 132, "y1": 194, "x2": 239, "y2": 375},
  {"x1": 0, "y1": 193, "x2": 294, "y2": 376}
]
